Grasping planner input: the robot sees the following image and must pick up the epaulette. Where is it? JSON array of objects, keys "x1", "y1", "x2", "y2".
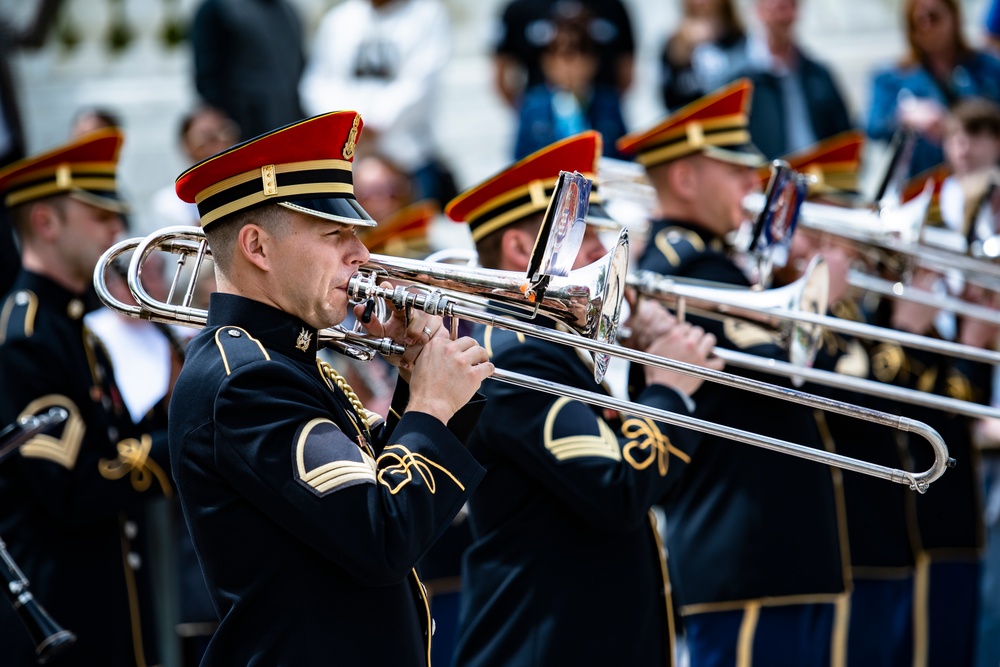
[
  {"x1": 0, "y1": 289, "x2": 39, "y2": 344},
  {"x1": 213, "y1": 326, "x2": 270, "y2": 376},
  {"x1": 650, "y1": 226, "x2": 718, "y2": 269}
]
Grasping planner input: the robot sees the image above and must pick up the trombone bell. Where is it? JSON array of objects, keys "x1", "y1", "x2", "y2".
[{"x1": 629, "y1": 255, "x2": 830, "y2": 371}]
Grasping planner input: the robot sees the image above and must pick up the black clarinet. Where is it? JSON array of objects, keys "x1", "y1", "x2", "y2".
[
  {"x1": 1, "y1": 408, "x2": 76, "y2": 663},
  {"x1": 0, "y1": 408, "x2": 69, "y2": 463},
  {"x1": 0, "y1": 536, "x2": 76, "y2": 663}
]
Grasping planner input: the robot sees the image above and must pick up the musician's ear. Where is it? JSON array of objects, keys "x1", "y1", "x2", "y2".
[
  {"x1": 668, "y1": 159, "x2": 697, "y2": 201},
  {"x1": 24, "y1": 200, "x2": 63, "y2": 243},
  {"x1": 499, "y1": 227, "x2": 535, "y2": 271},
  {"x1": 237, "y1": 224, "x2": 271, "y2": 272}
]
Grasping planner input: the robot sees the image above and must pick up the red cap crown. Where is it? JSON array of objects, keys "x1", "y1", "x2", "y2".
[
  {"x1": 761, "y1": 130, "x2": 865, "y2": 194},
  {"x1": 175, "y1": 111, "x2": 375, "y2": 228},
  {"x1": 445, "y1": 131, "x2": 604, "y2": 242},
  {"x1": 899, "y1": 163, "x2": 950, "y2": 226},
  {"x1": 901, "y1": 163, "x2": 950, "y2": 203},
  {"x1": 616, "y1": 79, "x2": 762, "y2": 169},
  {"x1": 359, "y1": 200, "x2": 438, "y2": 256},
  {"x1": 0, "y1": 128, "x2": 125, "y2": 211}
]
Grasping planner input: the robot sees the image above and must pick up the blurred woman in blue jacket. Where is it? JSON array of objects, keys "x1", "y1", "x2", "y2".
[{"x1": 868, "y1": 0, "x2": 1000, "y2": 176}]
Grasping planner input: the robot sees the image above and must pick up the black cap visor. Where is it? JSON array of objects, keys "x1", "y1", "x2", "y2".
[{"x1": 278, "y1": 196, "x2": 377, "y2": 227}]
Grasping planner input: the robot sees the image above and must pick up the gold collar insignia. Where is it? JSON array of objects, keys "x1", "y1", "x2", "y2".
[{"x1": 295, "y1": 328, "x2": 313, "y2": 352}]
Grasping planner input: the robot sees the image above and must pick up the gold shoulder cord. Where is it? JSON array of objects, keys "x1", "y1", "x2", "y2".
[
  {"x1": 318, "y1": 361, "x2": 366, "y2": 416},
  {"x1": 317, "y1": 360, "x2": 371, "y2": 444}
]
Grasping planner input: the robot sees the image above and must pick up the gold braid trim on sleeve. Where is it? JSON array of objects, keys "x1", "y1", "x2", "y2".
[
  {"x1": 98, "y1": 434, "x2": 174, "y2": 497},
  {"x1": 621, "y1": 416, "x2": 690, "y2": 475}
]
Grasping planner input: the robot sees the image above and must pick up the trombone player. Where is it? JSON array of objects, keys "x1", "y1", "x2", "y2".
[
  {"x1": 616, "y1": 79, "x2": 851, "y2": 667},
  {"x1": 167, "y1": 111, "x2": 494, "y2": 666},
  {"x1": 774, "y1": 127, "x2": 996, "y2": 666},
  {"x1": 448, "y1": 131, "x2": 724, "y2": 666},
  {"x1": 770, "y1": 130, "x2": 920, "y2": 666}
]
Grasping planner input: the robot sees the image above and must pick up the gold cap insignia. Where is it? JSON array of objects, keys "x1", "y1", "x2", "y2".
[
  {"x1": 686, "y1": 122, "x2": 705, "y2": 149},
  {"x1": 261, "y1": 164, "x2": 278, "y2": 196},
  {"x1": 342, "y1": 114, "x2": 361, "y2": 160},
  {"x1": 296, "y1": 328, "x2": 313, "y2": 352},
  {"x1": 56, "y1": 164, "x2": 72, "y2": 190}
]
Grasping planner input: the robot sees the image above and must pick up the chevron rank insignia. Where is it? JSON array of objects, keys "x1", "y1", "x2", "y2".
[{"x1": 294, "y1": 418, "x2": 376, "y2": 496}]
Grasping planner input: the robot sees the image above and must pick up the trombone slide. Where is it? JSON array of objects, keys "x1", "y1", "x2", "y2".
[
  {"x1": 494, "y1": 368, "x2": 946, "y2": 492},
  {"x1": 349, "y1": 275, "x2": 954, "y2": 492},
  {"x1": 848, "y1": 269, "x2": 1000, "y2": 327},
  {"x1": 629, "y1": 270, "x2": 1000, "y2": 367}
]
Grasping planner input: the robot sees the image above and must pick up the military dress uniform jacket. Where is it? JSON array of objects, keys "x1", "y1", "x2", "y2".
[
  {"x1": 810, "y1": 302, "x2": 917, "y2": 573},
  {"x1": 168, "y1": 294, "x2": 485, "y2": 667},
  {"x1": 0, "y1": 271, "x2": 169, "y2": 666},
  {"x1": 860, "y1": 307, "x2": 990, "y2": 556},
  {"x1": 453, "y1": 316, "x2": 702, "y2": 667},
  {"x1": 909, "y1": 354, "x2": 989, "y2": 555},
  {"x1": 635, "y1": 219, "x2": 848, "y2": 611}
]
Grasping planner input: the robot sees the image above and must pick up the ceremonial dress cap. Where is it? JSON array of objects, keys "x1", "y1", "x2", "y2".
[
  {"x1": 901, "y1": 163, "x2": 950, "y2": 203},
  {"x1": 175, "y1": 111, "x2": 376, "y2": 229},
  {"x1": 616, "y1": 79, "x2": 763, "y2": 169},
  {"x1": 358, "y1": 200, "x2": 437, "y2": 257},
  {"x1": 776, "y1": 130, "x2": 865, "y2": 196},
  {"x1": 901, "y1": 162, "x2": 950, "y2": 227},
  {"x1": 445, "y1": 130, "x2": 615, "y2": 243},
  {"x1": 0, "y1": 128, "x2": 126, "y2": 213}
]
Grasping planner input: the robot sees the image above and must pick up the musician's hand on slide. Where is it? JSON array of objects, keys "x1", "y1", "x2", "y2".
[
  {"x1": 890, "y1": 267, "x2": 942, "y2": 335},
  {"x1": 620, "y1": 290, "x2": 676, "y2": 351},
  {"x1": 819, "y1": 246, "x2": 852, "y2": 306},
  {"x1": 406, "y1": 336, "x2": 494, "y2": 425},
  {"x1": 643, "y1": 320, "x2": 723, "y2": 397},
  {"x1": 958, "y1": 284, "x2": 1000, "y2": 350}
]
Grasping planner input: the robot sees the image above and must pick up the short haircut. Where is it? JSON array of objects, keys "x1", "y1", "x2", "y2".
[
  {"x1": 8, "y1": 196, "x2": 69, "y2": 242},
  {"x1": 475, "y1": 213, "x2": 543, "y2": 270},
  {"x1": 949, "y1": 97, "x2": 1000, "y2": 137},
  {"x1": 204, "y1": 204, "x2": 289, "y2": 275}
]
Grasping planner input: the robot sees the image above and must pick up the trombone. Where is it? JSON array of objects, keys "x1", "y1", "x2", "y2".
[
  {"x1": 600, "y1": 157, "x2": 1000, "y2": 320},
  {"x1": 96, "y1": 225, "x2": 955, "y2": 492},
  {"x1": 419, "y1": 247, "x2": 1000, "y2": 420},
  {"x1": 628, "y1": 267, "x2": 1000, "y2": 368},
  {"x1": 744, "y1": 190, "x2": 1000, "y2": 306},
  {"x1": 767, "y1": 195, "x2": 1000, "y2": 330}
]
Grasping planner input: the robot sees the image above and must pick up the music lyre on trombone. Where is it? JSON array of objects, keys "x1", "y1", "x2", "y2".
[{"x1": 96, "y1": 172, "x2": 955, "y2": 493}]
